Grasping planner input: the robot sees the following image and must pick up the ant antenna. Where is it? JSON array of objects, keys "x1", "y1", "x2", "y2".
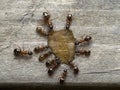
[
  {"x1": 44, "y1": 7, "x2": 50, "y2": 15},
  {"x1": 22, "y1": 42, "x2": 25, "y2": 51},
  {"x1": 14, "y1": 43, "x2": 21, "y2": 50}
]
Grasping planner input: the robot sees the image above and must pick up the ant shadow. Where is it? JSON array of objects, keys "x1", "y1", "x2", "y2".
[{"x1": 13, "y1": 55, "x2": 33, "y2": 60}]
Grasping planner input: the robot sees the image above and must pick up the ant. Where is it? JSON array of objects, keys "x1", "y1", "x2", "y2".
[
  {"x1": 59, "y1": 69, "x2": 67, "y2": 84},
  {"x1": 68, "y1": 60, "x2": 79, "y2": 74},
  {"x1": 14, "y1": 47, "x2": 33, "y2": 57},
  {"x1": 43, "y1": 11, "x2": 53, "y2": 30},
  {"x1": 39, "y1": 51, "x2": 52, "y2": 61},
  {"x1": 66, "y1": 14, "x2": 73, "y2": 30},
  {"x1": 75, "y1": 35, "x2": 92, "y2": 45},
  {"x1": 46, "y1": 56, "x2": 61, "y2": 67},
  {"x1": 75, "y1": 50, "x2": 91, "y2": 57},
  {"x1": 36, "y1": 26, "x2": 48, "y2": 36},
  {"x1": 47, "y1": 57, "x2": 61, "y2": 75},
  {"x1": 34, "y1": 45, "x2": 49, "y2": 53}
]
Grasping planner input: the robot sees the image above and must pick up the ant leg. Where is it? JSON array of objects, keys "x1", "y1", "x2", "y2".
[{"x1": 22, "y1": 42, "x2": 25, "y2": 52}]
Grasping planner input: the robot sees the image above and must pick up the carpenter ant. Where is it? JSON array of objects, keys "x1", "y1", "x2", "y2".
[
  {"x1": 46, "y1": 56, "x2": 61, "y2": 67},
  {"x1": 59, "y1": 69, "x2": 67, "y2": 84},
  {"x1": 75, "y1": 36, "x2": 92, "y2": 45},
  {"x1": 75, "y1": 50, "x2": 91, "y2": 57},
  {"x1": 43, "y1": 11, "x2": 53, "y2": 30},
  {"x1": 14, "y1": 48, "x2": 33, "y2": 57},
  {"x1": 39, "y1": 51, "x2": 52, "y2": 61},
  {"x1": 68, "y1": 60, "x2": 79, "y2": 74},
  {"x1": 34, "y1": 45, "x2": 49, "y2": 53},
  {"x1": 66, "y1": 14, "x2": 72, "y2": 30},
  {"x1": 36, "y1": 26, "x2": 48, "y2": 36},
  {"x1": 47, "y1": 57, "x2": 61, "y2": 75}
]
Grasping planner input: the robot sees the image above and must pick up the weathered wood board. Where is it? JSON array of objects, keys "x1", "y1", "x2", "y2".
[{"x1": 0, "y1": 0, "x2": 120, "y2": 85}]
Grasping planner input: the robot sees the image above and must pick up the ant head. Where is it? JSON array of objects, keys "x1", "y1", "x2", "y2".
[
  {"x1": 85, "y1": 50, "x2": 91, "y2": 56},
  {"x1": 48, "y1": 68, "x2": 54, "y2": 75},
  {"x1": 84, "y1": 36, "x2": 92, "y2": 41},
  {"x1": 43, "y1": 12, "x2": 50, "y2": 19},
  {"x1": 73, "y1": 66, "x2": 79, "y2": 74},
  {"x1": 34, "y1": 46, "x2": 40, "y2": 53},
  {"x1": 36, "y1": 26, "x2": 42, "y2": 33},
  {"x1": 28, "y1": 51, "x2": 33, "y2": 55},
  {"x1": 46, "y1": 61, "x2": 51, "y2": 67},
  {"x1": 67, "y1": 14, "x2": 72, "y2": 21},
  {"x1": 60, "y1": 78, "x2": 64, "y2": 84},
  {"x1": 49, "y1": 24, "x2": 53, "y2": 30},
  {"x1": 14, "y1": 48, "x2": 21, "y2": 56},
  {"x1": 63, "y1": 69, "x2": 67, "y2": 73}
]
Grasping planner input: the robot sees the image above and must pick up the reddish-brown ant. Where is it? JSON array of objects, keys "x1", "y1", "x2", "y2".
[
  {"x1": 59, "y1": 69, "x2": 67, "y2": 84},
  {"x1": 75, "y1": 50, "x2": 91, "y2": 57},
  {"x1": 75, "y1": 35, "x2": 92, "y2": 45},
  {"x1": 14, "y1": 48, "x2": 33, "y2": 57},
  {"x1": 66, "y1": 14, "x2": 73, "y2": 30},
  {"x1": 34, "y1": 45, "x2": 49, "y2": 53},
  {"x1": 68, "y1": 60, "x2": 79, "y2": 74},
  {"x1": 46, "y1": 56, "x2": 61, "y2": 67},
  {"x1": 42, "y1": 10, "x2": 53, "y2": 30},
  {"x1": 36, "y1": 26, "x2": 48, "y2": 36},
  {"x1": 39, "y1": 51, "x2": 52, "y2": 61}
]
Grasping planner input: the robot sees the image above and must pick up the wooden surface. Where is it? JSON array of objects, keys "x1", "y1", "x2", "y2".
[{"x1": 0, "y1": 0, "x2": 120, "y2": 85}]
